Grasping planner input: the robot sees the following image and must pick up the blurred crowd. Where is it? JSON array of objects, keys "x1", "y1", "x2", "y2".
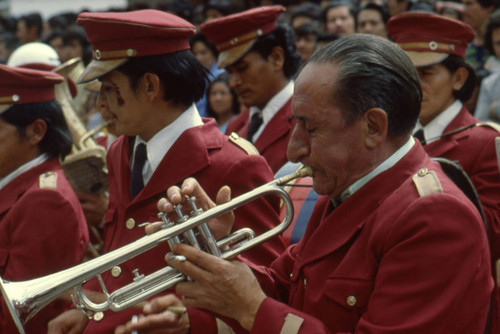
[{"x1": 0, "y1": 0, "x2": 499, "y2": 125}]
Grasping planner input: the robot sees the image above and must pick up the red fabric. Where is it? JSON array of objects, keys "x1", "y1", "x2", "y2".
[
  {"x1": 247, "y1": 143, "x2": 492, "y2": 333},
  {"x1": 0, "y1": 158, "x2": 89, "y2": 333},
  {"x1": 225, "y1": 98, "x2": 294, "y2": 174},
  {"x1": 387, "y1": 12, "x2": 473, "y2": 58},
  {"x1": 82, "y1": 119, "x2": 284, "y2": 333},
  {"x1": 423, "y1": 106, "x2": 500, "y2": 334},
  {"x1": 201, "y1": 6, "x2": 285, "y2": 51},
  {"x1": 0, "y1": 64, "x2": 63, "y2": 104},
  {"x1": 77, "y1": 10, "x2": 195, "y2": 60}
]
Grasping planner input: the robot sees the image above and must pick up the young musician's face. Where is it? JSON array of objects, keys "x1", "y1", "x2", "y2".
[
  {"x1": 0, "y1": 117, "x2": 32, "y2": 178},
  {"x1": 416, "y1": 63, "x2": 463, "y2": 126},
  {"x1": 97, "y1": 71, "x2": 150, "y2": 139}
]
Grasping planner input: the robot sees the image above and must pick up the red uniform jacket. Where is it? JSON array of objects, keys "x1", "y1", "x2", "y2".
[
  {"x1": 0, "y1": 158, "x2": 89, "y2": 334},
  {"x1": 225, "y1": 98, "x2": 295, "y2": 174},
  {"x1": 422, "y1": 106, "x2": 500, "y2": 334},
  {"x1": 190, "y1": 142, "x2": 492, "y2": 334},
  {"x1": 82, "y1": 119, "x2": 283, "y2": 333}
]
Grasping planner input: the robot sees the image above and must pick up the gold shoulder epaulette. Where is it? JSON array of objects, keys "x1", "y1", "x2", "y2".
[
  {"x1": 228, "y1": 132, "x2": 259, "y2": 155},
  {"x1": 38, "y1": 171, "x2": 58, "y2": 189},
  {"x1": 412, "y1": 168, "x2": 443, "y2": 197},
  {"x1": 477, "y1": 122, "x2": 500, "y2": 132}
]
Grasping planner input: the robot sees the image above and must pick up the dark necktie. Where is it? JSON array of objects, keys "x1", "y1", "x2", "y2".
[
  {"x1": 130, "y1": 143, "x2": 147, "y2": 199},
  {"x1": 247, "y1": 112, "x2": 263, "y2": 143},
  {"x1": 414, "y1": 129, "x2": 426, "y2": 145}
]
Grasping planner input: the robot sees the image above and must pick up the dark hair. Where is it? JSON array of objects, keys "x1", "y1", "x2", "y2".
[
  {"x1": 62, "y1": 24, "x2": 92, "y2": 65},
  {"x1": 441, "y1": 55, "x2": 477, "y2": 102},
  {"x1": 249, "y1": 23, "x2": 301, "y2": 79},
  {"x1": 356, "y1": 3, "x2": 390, "y2": 26},
  {"x1": 322, "y1": 0, "x2": 357, "y2": 24},
  {"x1": 291, "y1": 2, "x2": 322, "y2": 22},
  {"x1": 306, "y1": 34, "x2": 422, "y2": 138},
  {"x1": 0, "y1": 101, "x2": 72, "y2": 158},
  {"x1": 484, "y1": 9, "x2": 500, "y2": 55},
  {"x1": 206, "y1": 72, "x2": 240, "y2": 119},
  {"x1": 295, "y1": 23, "x2": 321, "y2": 39},
  {"x1": 18, "y1": 13, "x2": 43, "y2": 38},
  {"x1": 477, "y1": 0, "x2": 499, "y2": 9},
  {"x1": 189, "y1": 32, "x2": 219, "y2": 58},
  {"x1": 118, "y1": 50, "x2": 208, "y2": 108},
  {"x1": 204, "y1": 0, "x2": 236, "y2": 16}
]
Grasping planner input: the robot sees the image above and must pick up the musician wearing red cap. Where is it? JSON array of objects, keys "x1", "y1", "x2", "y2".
[
  {"x1": 201, "y1": 5, "x2": 301, "y2": 174},
  {"x1": 0, "y1": 65, "x2": 89, "y2": 333},
  {"x1": 388, "y1": 12, "x2": 500, "y2": 333},
  {"x1": 47, "y1": 9, "x2": 283, "y2": 334},
  {"x1": 117, "y1": 34, "x2": 492, "y2": 334}
]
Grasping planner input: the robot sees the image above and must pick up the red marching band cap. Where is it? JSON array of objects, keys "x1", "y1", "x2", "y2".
[
  {"x1": 387, "y1": 12, "x2": 474, "y2": 67},
  {"x1": 0, "y1": 64, "x2": 63, "y2": 114},
  {"x1": 76, "y1": 9, "x2": 196, "y2": 84},
  {"x1": 201, "y1": 5, "x2": 286, "y2": 68}
]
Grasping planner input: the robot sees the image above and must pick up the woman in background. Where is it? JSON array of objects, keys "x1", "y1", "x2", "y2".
[{"x1": 206, "y1": 72, "x2": 239, "y2": 133}]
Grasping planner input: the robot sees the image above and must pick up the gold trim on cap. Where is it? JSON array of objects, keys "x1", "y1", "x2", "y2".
[
  {"x1": 93, "y1": 48, "x2": 137, "y2": 60},
  {"x1": 399, "y1": 41, "x2": 456, "y2": 52},
  {"x1": 0, "y1": 95, "x2": 19, "y2": 104},
  {"x1": 218, "y1": 29, "x2": 264, "y2": 51}
]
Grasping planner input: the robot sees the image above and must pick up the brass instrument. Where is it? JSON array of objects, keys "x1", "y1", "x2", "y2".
[
  {"x1": 53, "y1": 57, "x2": 108, "y2": 195},
  {"x1": 0, "y1": 166, "x2": 313, "y2": 334}
]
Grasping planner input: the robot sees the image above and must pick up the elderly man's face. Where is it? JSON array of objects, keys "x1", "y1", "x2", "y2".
[{"x1": 287, "y1": 62, "x2": 369, "y2": 198}]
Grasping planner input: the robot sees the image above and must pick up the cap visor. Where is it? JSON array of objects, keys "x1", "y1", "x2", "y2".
[
  {"x1": 0, "y1": 104, "x2": 12, "y2": 114},
  {"x1": 85, "y1": 80, "x2": 102, "y2": 92},
  {"x1": 77, "y1": 59, "x2": 128, "y2": 84},
  {"x1": 218, "y1": 40, "x2": 255, "y2": 68},
  {"x1": 404, "y1": 51, "x2": 449, "y2": 67}
]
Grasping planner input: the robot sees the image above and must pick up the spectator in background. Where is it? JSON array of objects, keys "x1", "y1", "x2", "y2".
[
  {"x1": 322, "y1": 0, "x2": 356, "y2": 36},
  {"x1": 206, "y1": 72, "x2": 240, "y2": 133},
  {"x1": 386, "y1": 0, "x2": 414, "y2": 17},
  {"x1": 475, "y1": 9, "x2": 500, "y2": 122},
  {"x1": 289, "y1": 2, "x2": 322, "y2": 28},
  {"x1": 484, "y1": 8, "x2": 500, "y2": 72},
  {"x1": 294, "y1": 23, "x2": 320, "y2": 62},
  {"x1": 316, "y1": 31, "x2": 340, "y2": 49},
  {"x1": 463, "y1": 0, "x2": 497, "y2": 71},
  {"x1": 61, "y1": 25, "x2": 91, "y2": 66},
  {"x1": 435, "y1": 1, "x2": 464, "y2": 20},
  {"x1": 190, "y1": 32, "x2": 225, "y2": 117},
  {"x1": 0, "y1": 32, "x2": 18, "y2": 64},
  {"x1": 203, "y1": 0, "x2": 236, "y2": 23},
  {"x1": 42, "y1": 30, "x2": 65, "y2": 61},
  {"x1": 356, "y1": 3, "x2": 389, "y2": 39},
  {"x1": 16, "y1": 12, "x2": 43, "y2": 45}
]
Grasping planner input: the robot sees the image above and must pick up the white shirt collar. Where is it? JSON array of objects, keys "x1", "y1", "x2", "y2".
[
  {"x1": 0, "y1": 153, "x2": 49, "y2": 190},
  {"x1": 132, "y1": 104, "x2": 203, "y2": 184},
  {"x1": 338, "y1": 137, "x2": 415, "y2": 203},
  {"x1": 414, "y1": 100, "x2": 462, "y2": 144},
  {"x1": 249, "y1": 80, "x2": 294, "y2": 141}
]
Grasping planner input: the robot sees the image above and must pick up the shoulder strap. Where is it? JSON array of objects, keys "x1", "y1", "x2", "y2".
[
  {"x1": 39, "y1": 171, "x2": 58, "y2": 189},
  {"x1": 228, "y1": 132, "x2": 260, "y2": 155},
  {"x1": 412, "y1": 168, "x2": 443, "y2": 197}
]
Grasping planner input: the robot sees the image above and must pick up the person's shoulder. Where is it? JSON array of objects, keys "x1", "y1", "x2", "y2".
[{"x1": 226, "y1": 132, "x2": 260, "y2": 155}]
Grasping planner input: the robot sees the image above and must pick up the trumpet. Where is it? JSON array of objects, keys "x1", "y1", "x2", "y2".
[{"x1": 0, "y1": 166, "x2": 313, "y2": 334}]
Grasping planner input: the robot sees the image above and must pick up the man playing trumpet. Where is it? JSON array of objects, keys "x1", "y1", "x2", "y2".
[
  {"x1": 117, "y1": 34, "x2": 493, "y2": 334},
  {"x1": 48, "y1": 9, "x2": 283, "y2": 334}
]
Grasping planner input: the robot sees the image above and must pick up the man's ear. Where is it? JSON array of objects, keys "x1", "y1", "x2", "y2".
[
  {"x1": 452, "y1": 67, "x2": 468, "y2": 92},
  {"x1": 141, "y1": 73, "x2": 162, "y2": 100},
  {"x1": 25, "y1": 119, "x2": 47, "y2": 146},
  {"x1": 362, "y1": 108, "x2": 388, "y2": 149},
  {"x1": 268, "y1": 46, "x2": 285, "y2": 72}
]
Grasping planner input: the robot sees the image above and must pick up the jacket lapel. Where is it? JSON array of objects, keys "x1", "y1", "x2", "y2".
[
  {"x1": 425, "y1": 106, "x2": 476, "y2": 157},
  {"x1": 254, "y1": 98, "x2": 293, "y2": 152}
]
